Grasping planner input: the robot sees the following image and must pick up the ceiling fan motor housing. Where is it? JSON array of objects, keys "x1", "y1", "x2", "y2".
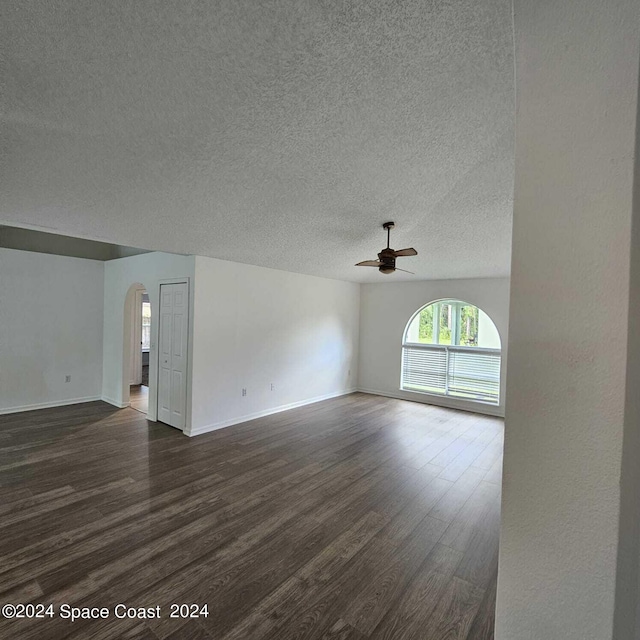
[{"x1": 378, "y1": 248, "x2": 396, "y2": 273}]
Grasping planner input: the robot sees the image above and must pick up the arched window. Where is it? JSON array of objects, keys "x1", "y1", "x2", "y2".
[{"x1": 401, "y1": 299, "x2": 501, "y2": 404}]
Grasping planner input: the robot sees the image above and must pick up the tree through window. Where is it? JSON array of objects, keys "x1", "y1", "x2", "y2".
[{"x1": 402, "y1": 300, "x2": 501, "y2": 404}]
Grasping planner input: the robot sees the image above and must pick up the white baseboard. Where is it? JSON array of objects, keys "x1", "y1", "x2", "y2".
[
  {"x1": 357, "y1": 387, "x2": 505, "y2": 418},
  {"x1": 185, "y1": 388, "x2": 358, "y2": 437},
  {"x1": 0, "y1": 396, "x2": 103, "y2": 415},
  {"x1": 101, "y1": 396, "x2": 131, "y2": 409}
]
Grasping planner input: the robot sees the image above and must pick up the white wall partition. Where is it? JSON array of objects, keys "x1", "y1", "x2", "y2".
[
  {"x1": 496, "y1": 0, "x2": 640, "y2": 637},
  {"x1": 188, "y1": 256, "x2": 360, "y2": 436},
  {"x1": 0, "y1": 248, "x2": 104, "y2": 413},
  {"x1": 358, "y1": 278, "x2": 509, "y2": 416}
]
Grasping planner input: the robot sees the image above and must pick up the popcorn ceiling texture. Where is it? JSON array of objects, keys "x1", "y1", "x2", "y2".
[{"x1": 1, "y1": 0, "x2": 514, "y2": 282}]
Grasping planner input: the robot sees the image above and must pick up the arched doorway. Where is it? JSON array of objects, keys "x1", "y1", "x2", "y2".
[
  {"x1": 123, "y1": 283, "x2": 151, "y2": 415},
  {"x1": 401, "y1": 299, "x2": 502, "y2": 404}
]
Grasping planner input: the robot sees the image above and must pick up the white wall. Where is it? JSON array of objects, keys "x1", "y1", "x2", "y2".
[
  {"x1": 188, "y1": 256, "x2": 360, "y2": 436},
  {"x1": 0, "y1": 248, "x2": 104, "y2": 413},
  {"x1": 102, "y1": 252, "x2": 195, "y2": 427},
  {"x1": 496, "y1": 0, "x2": 640, "y2": 638},
  {"x1": 358, "y1": 278, "x2": 509, "y2": 416}
]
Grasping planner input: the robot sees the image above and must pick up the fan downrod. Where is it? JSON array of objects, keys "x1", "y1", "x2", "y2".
[{"x1": 382, "y1": 221, "x2": 394, "y2": 248}]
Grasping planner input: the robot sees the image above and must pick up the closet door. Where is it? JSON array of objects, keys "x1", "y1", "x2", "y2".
[{"x1": 157, "y1": 282, "x2": 188, "y2": 429}]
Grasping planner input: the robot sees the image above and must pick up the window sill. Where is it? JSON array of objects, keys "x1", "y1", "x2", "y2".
[{"x1": 399, "y1": 387, "x2": 499, "y2": 407}]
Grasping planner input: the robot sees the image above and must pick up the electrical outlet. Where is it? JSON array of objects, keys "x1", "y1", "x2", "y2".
[
  {"x1": 65, "y1": 375, "x2": 71, "y2": 383},
  {"x1": 242, "y1": 388, "x2": 247, "y2": 397}
]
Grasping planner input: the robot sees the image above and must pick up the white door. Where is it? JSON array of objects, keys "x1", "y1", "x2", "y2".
[{"x1": 157, "y1": 282, "x2": 188, "y2": 430}]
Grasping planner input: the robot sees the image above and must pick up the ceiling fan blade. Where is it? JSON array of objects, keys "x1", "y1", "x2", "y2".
[
  {"x1": 355, "y1": 260, "x2": 383, "y2": 267},
  {"x1": 393, "y1": 248, "x2": 418, "y2": 257},
  {"x1": 393, "y1": 267, "x2": 415, "y2": 274}
]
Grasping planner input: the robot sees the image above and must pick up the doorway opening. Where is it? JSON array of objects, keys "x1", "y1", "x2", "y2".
[
  {"x1": 126, "y1": 284, "x2": 150, "y2": 415},
  {"x1": 122, "y1": 280, "x2": 188, "y2": 430}
]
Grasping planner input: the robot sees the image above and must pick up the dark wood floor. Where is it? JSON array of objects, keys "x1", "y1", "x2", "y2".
[
  {"x1": 0, "y1": 393, "x2": 503, "y2": 640},
  {"x1": 130, "y1": 385, "x2": 149, "y2": 414}
]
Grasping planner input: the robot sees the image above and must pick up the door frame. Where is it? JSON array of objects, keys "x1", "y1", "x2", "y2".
[
  {"x1": 123, "y1": 282, "x2": 146, "y2": 403},
  {"x1": 155, "y1": 278, "x2": 191, "y2": 430},
  {"x1": 130, "y1": 288, "x2": 145, "y2": 386}
]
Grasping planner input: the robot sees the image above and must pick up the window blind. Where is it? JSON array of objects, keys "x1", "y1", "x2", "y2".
[
  {"x1": 401, "y1": 346, "x2": 447, "y2": 394},
  {"x1": 401, "y1": 344, "x2": 500, "y2": 404}
]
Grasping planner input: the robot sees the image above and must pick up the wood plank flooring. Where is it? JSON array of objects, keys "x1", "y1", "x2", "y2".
[
  {"x1": 0, "y1": 393, "x2": 503, "y2": 639},
  {"x1": 130, "y1": 385, "x2": 149, "y2": 414}
]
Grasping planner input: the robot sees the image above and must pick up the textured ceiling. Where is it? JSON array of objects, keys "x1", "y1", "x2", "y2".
[{"x1": 1, "y1": 0, "x2": 514, "y2": 282}]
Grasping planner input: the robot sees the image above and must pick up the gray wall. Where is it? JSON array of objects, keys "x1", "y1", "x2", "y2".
[{"x1": 0, "y1": 248, "x2": 104, "y2": 412}]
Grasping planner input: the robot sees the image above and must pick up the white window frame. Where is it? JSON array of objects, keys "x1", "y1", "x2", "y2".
[
  {"x1": 401, "y1": 300, "x2": 501, "y2": 405},
  {"x1": 141, "y1": 300, "x2": 152, "y2": 351}
]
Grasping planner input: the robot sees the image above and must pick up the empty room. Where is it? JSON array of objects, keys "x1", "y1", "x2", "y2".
[{"x1": 1, "y1": 1, "x2": 639, "y2": 639}]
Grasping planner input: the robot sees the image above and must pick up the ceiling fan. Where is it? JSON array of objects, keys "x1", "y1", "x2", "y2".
[{"x1": 355, "y1": 222, "x2": 418, "y2": 274}]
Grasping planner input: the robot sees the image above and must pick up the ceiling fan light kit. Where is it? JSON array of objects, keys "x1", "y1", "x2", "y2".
[{"x1": 355, "y1": 221, "x2": 418, "y2": 275}]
